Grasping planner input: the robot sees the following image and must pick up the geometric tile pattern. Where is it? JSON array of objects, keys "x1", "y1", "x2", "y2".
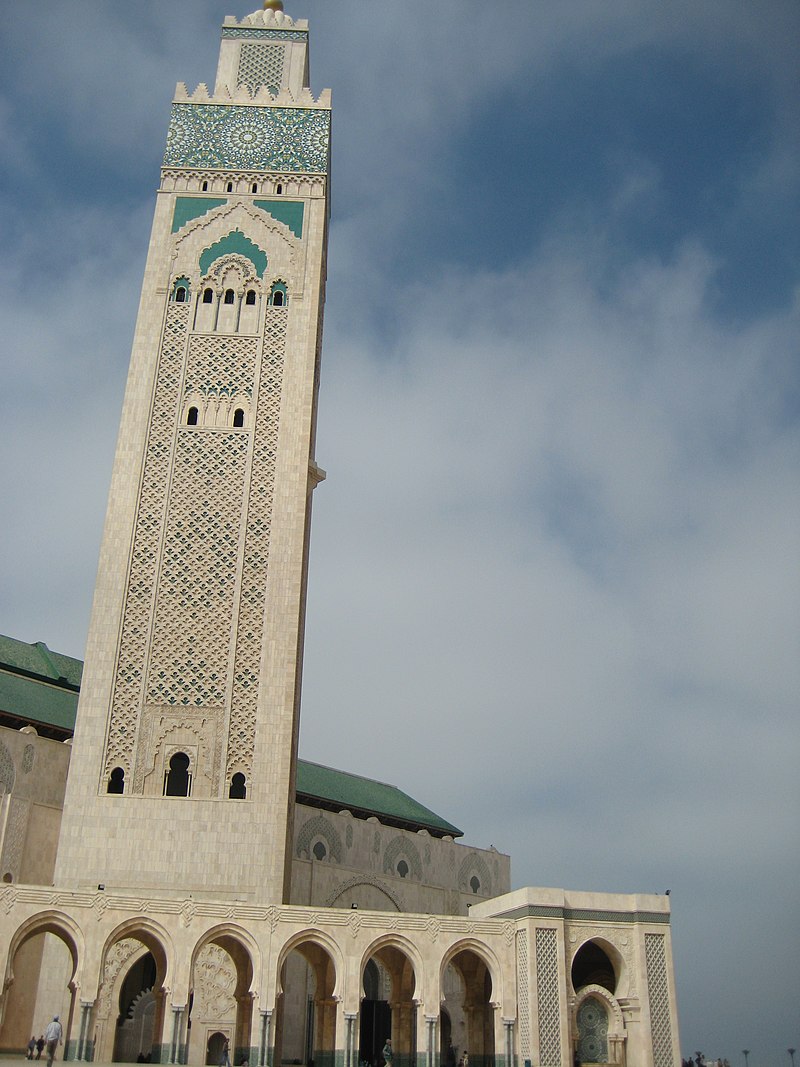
[
  {"x1": 104, "y1": 303, "x2": 190, "y2": 781},
  {"x1": 224, "y1": 308, "x2": 286, "y2": 781},
  {"x1": 576, "y1": 997, "x2": 608, "y2": 1063},
  {"x1": 535, "y1": 928, "x2": 562, "y2": 1067},
  {"x1": 645, "y1": 933, "x2": 674, "y2": 1067},
  {"x1": 163, "y1": 104, "x2": 330, "y2": 174},
  {"x1": 237, "y1": 43, "x2": 284, "y2": 94},
  {"x1": 516, "y1": 930, "x2": 530, "y2": 1060},
  {"x1": 222, "y1": 28, "x2": 308, "y2": 42},
  {"x1": 145, "y1": 428, "x2": 249, "y2": 708}
]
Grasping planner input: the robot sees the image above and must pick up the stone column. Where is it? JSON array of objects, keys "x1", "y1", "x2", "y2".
[
  {"x1": 343, "y1": 1013, "x2": 358, "y2": 1067},
  {"x1": 76, "y1": 1002, "x2": 94, "y2": 1061},
  {"x1": 259, "y1": 1008, "x2": 273, "y2": 1067},
  {"x1": 502, "y1": 1018, "x2": 515, "y2": 1067},
  {"x1": 425, "y1": 1015, "x2": 439, "y2": 1067},
  {"x1": 168, "y1": 1005, "x2": 184, "y2": 1065}
]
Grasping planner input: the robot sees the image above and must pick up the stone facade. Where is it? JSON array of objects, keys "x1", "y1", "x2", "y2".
[{"x1": 0, "y1": 7, "x2": 680, "y2": 1067}]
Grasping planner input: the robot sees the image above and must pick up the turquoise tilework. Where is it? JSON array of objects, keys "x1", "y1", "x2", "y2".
[{"x1": 164, "y1": 105, "x2": 330, "y2": 173}]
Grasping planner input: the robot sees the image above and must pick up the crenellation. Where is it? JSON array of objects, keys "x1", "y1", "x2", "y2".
[{"x1": 174, "y1": 82, "x2": 329, "y2": 108}]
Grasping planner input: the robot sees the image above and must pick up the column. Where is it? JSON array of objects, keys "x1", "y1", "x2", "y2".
[
  {"x1": 425, "y1": 1016, "x2": 439, "y2": 1067},
  {"x1": 259, "y1": 1009, "x2": 273, "y2": 1067},
  {"x1": 503, "y1": 1019, "x2": 515, "y2": 1067},
  {"x1": 169, "y1": 1006, "x2": 184, "y2": 1065},
  {"x1": 344, "y1": 1014, "x2": 358, "y2": 1067}
]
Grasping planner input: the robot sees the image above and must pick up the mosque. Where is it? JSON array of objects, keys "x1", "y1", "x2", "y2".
[{"x1": 0, "y1": 6, "x2": 680, "y2": 1067}]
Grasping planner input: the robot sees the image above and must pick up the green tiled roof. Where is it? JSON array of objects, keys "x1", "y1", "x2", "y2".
[
  {"x1": 0, "y1": 634, "x2": 83, "y2": 688},
  {"x1": 0, "y1": 635, "x2": 82, "y2": 736},
  {"x1": 0, "y1": 671, "x2": 79, "y2": 733},
  {"x1": 0, "y1": 634, "x2": 462, "y2": 837},
  {"x1": 296, "y1": 760, "x2": 462, "y2": 838}
]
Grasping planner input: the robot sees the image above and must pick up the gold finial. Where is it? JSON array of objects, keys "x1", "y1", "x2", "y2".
[{"x1": 263, "y1": 0, "x2": 284, "y2": 10}]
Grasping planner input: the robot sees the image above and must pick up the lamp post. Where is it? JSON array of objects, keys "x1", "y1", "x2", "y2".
[
  {"x1": 742, "y1": 1050, "x2": 750, "y2": 1067},
  {"x1": 788, "y1": 1049, "x2": 795, "y2": 1067}
]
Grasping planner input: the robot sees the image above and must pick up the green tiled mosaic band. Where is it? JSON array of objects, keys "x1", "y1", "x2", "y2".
[
  {"x1": 164, "y1": 104, "x2": 330, "y2": 173},
  {"x1": 492, "y1": 904, "x2": 671, "y2": 924},
  {"x1": 222, "y1": 28, "x2": 308, "y2": 41}
]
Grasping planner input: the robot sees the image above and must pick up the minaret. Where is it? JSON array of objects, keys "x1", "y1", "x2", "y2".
[{"x1": 54, "y1": 2, "x2": 330, "y2": 906}]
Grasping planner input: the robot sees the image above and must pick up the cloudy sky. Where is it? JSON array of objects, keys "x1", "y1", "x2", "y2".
[{"x1": 1, "y1": 1, "x2": 798, "y2": 1063}]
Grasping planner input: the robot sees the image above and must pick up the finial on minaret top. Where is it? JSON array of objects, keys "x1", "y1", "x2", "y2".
[{"x1": 263, "y1": 0, "x2": 284, "y2": 10}]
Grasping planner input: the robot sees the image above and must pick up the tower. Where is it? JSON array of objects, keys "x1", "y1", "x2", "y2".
[{"x1": 54, "y1": 2, "x2": 331, "y2": 906}]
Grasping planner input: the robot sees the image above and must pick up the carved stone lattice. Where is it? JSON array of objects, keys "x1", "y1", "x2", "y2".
[
  {"x1": 145, "y1": 429, "x2": 250, "y2": 708},
  {"x1": 645, "y1": 934, "x2": 674, "y2": 1067},
  {"x1": 97, "y1": 938, "x2": 142, "y2": 1019},
  {"x1": 516, "y1": 931, "x2": 530, "y2": 1059},
  {"x1": 224, "y1": 309, "x2": 286, "y2": 780},
  {"x1": 296, "y1": 815, "x2": 343, "y2": 862},
  {"x1": 457, "y1": 851, "x2": 492, "y2": 897},
  {"x1": 193, "y1": 942, "x2": 237, "y2": 1021},
  {"x1": 383, "y1": 836, "x2": 422, "y2": 880},
  {"x1": 536, "y1": 928, "x2": 561, "y2": 1067},
  {"x1": 21, "y1": 745, "x2": 34, "y2": 774},
  {"x1": 0, "y1": 742, "x2": 15, "y2": 794},
  {"x1": 104, "y1": 303, "x2": 190, "y2": 780},
  {"x1": 238, "y1": 43, "x2": 285, "y2": 93},
  {"x1": 184, "y1": 332, "x2": 259, "y2": 398}
]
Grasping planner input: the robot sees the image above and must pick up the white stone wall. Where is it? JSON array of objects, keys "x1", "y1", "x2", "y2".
[{"x1": 290, "y1": 804, "x2": 511, "y2": 916}]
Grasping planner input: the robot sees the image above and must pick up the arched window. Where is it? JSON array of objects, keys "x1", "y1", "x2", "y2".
[
  {"x1": 174, "y1": 286, "x2": 187, "y2": 303},
  {"x1": 187, "y1": 407, "x2": 199, "y2": 426},
  {"x1": 224, "y1": 289, "x2": 235, "y2": 304},
  {"x1": 271, "y1": 290, "x2": 284, "y2": 307},
  {"x1": 202, "y1": 288, "x2": 214, "y2": 304},
  {"x1": 226, "y1": 181, "x2": 233, "y2": 193},
  {"x1": 313, "y1": 841, "x2": 327, "y2": 861},
  {"x1": 275, "y1": 183, "x2": 283, "y2": 195},
  {"x1": 571, "y1": 941, "x2": 617, "y2": 995},
  {"x1": 201, "y1": 180, "x2": 208, "y2": 191},
  {"x1": 397, "y1": 859, "x2": 409, "y2": 879},
  {"x1": 251, "y1": 183, "x2": 258, "y2": 193},
  {"x1": 233, "y1": 409, "x2": 245, "y2": 428},
  {"x1": 107, "y1": 767, "x2": 125, "y2": 794},
  {"x1": 229, "y1": 772, "x2": 247, "y2": 799},
  {"x1": 470, "y1": 875, "x2": 481, "y2": 894},
  {"x1": 245, "y1": 289, "x2": 257, "y2": 305},
  {"x1": 164, "y1": 752, "x2": 191, "y2": 797}
]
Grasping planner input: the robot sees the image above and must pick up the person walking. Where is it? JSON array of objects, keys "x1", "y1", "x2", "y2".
[
  {"x1": 219, "y1": 1037, "x2": 231, "y2": 1067},
  {"x1": 27, "y1": 1036, "x2": 36, "y2": 1059},
  {"x1": 44, "y1": 1016, "x2": 62, "y2": 1067},
  {"x1": 35, "y1": 1036, "x2": 45, "y2": 1059}
]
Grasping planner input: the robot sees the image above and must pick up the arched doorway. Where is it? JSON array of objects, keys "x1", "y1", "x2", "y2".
[
  {"x1": 571, "y1": 942, "x2": 617, "y2": 996},
  {"x1": 360, "y1": 943, "x2": 417, "y2": 1067},
  {"x1": 443, "y1": 948, "x2": 495, "y2": 1067},
  {"x1": 274, "y1": 938, "x2": 337, "y2": 1067},
  {"x1": 187, "y1": 930, "x2": 255, "y2": 1067},
  {"x1": 0, "y1": 916, "x2": 80, "y2": 1057},
  {"x1": 94, "y1": 926, "x2": 170, "y2": 1064}
]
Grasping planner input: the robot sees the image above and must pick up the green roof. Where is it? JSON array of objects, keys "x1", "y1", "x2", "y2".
[
  {"x1": 296, "y1": 760, "x2": 462, "y2": 838},
  {"x1": 0, "y1": 635, "x2": 462, "y2": 837},
  {"x1": 0, "y1": 635, "x2": 82, "y2": 737}
]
